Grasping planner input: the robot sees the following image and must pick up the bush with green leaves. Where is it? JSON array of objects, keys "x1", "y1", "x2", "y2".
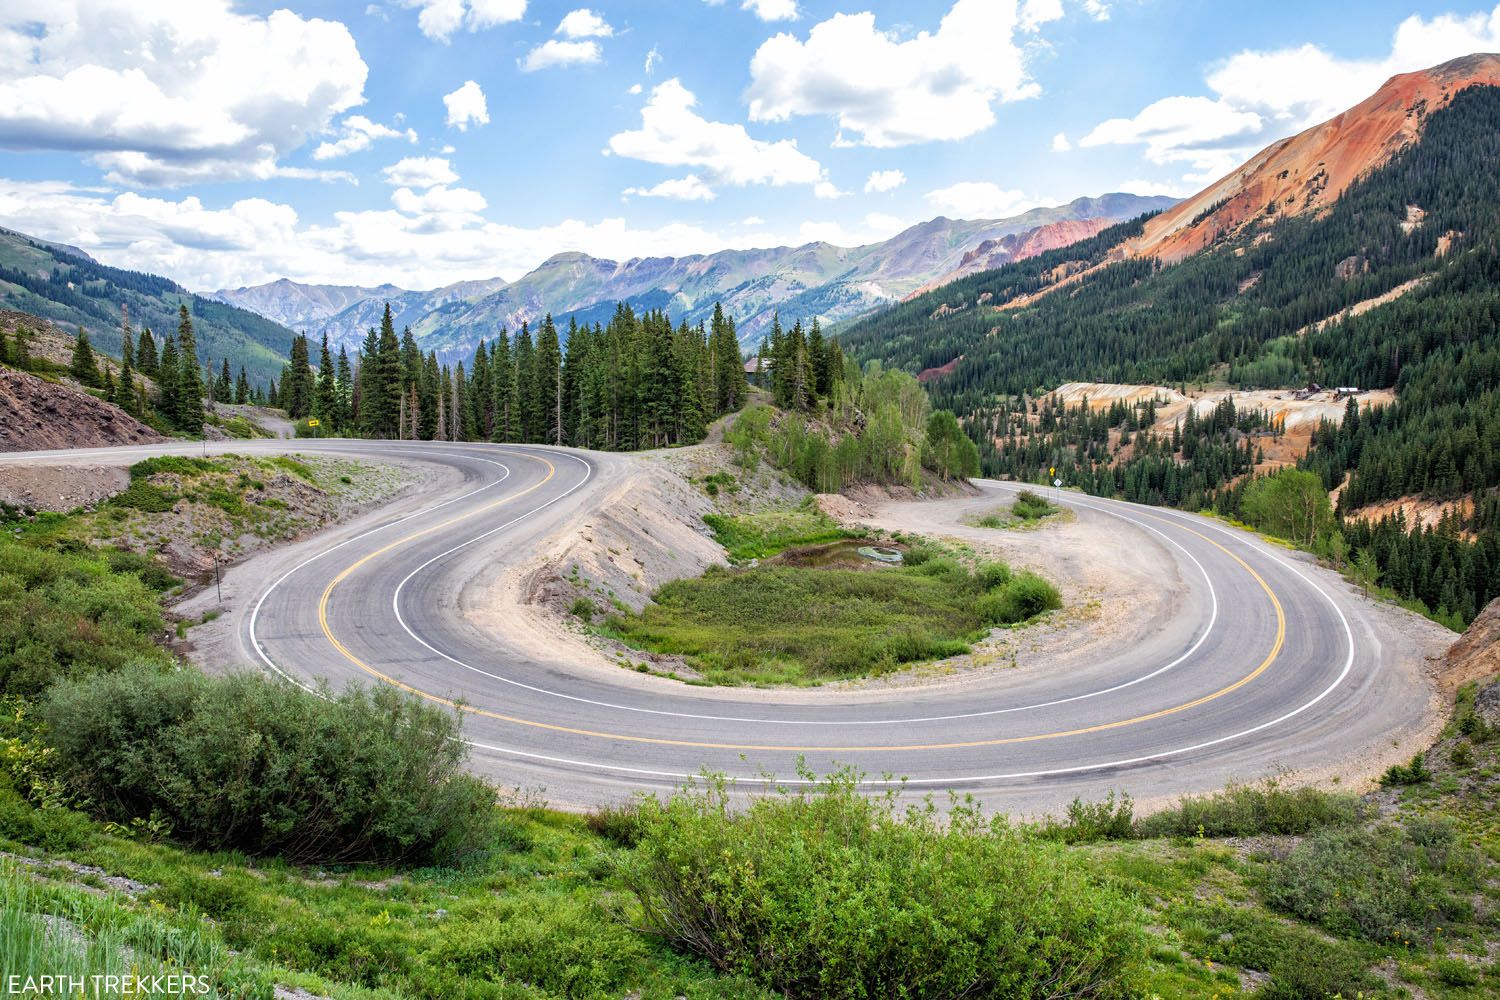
[
  {"x1": 0, "y1": 539, "x2": 171, "y2": 697},
  {"x1": 617, "y1": 772, "x2": 1144, "y2": 999},
  {"x1": 1010, "y1": 490, "x2": 1059, "y2": 521},
  {"x1": 1380, "y1": 751, "x2": 1432, "y2": 786},
  {"x1": 1039, "y1": 791, "x2": 1135, "y2": 844},
  {"x1": 41, "y1": 665, "x2": 495, "y2": 865},
  {"x1": 1136, "y1": 776, "x2": 1370, "y2": 838},
  {"x1": 1261, "y1": 820, "x2": 1481, "y2": 943}
]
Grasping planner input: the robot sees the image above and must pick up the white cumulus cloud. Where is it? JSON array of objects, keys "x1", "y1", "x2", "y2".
[
  {"x1": 745, "y1": 0, "x2": 1062, "y2": 148},
  {"x1": 314, "y1": 115, "x2": 417, "y2": 160},
  {"x1": 925, "y1": 182, "x2": 1045, "y2": 219},
  {"x1": 382, "y1": 156, "x2": 459, "y2": 188},
  {"x1": 607, "y1": 78, "x2": 829, "y2": 196},
  {"x1": 443, "y1": 81, "x2": 491, "y2": 130},
  {"x1": 399, "y1": 0, "x2": 526, "y2": 42},
  {"x1": 557, "y1": 9, "x2": 613, "y2": 38},
  {"x1": 521, "y1": 39, "x2": 603, "y2": 71},
  {"x1": 864, "y1": 169, "x2": 907, "y2": 193},
  {"x1": 624, "y1": 175, "x2": 717, "y2": 201},
  {"x1": 1051, "y1": 132, "x2": 1072, "y2": 152},
  {"x1": 0, "y1": 0, "x2": 367, "y2": 187},
  {"x1": 702, "y1": 0, "x2": 799, "y2": 20},
  {"x1": 1080, "y1": 5, "x2": 1500, "y2": 187}
]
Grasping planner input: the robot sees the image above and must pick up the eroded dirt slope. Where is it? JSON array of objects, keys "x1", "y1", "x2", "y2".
[{"x1": 0, "y1": 368, "x2": 166, "y2": 452}]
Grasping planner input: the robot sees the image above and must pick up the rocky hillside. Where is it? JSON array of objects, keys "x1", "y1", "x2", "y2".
[
  {"x1": 211, "y1": 194, "x2": 1173, "y2": 356},
  {"x1": 906, "y1": 216, "x2": 1120, "y2": 297},
  {"x1": 0, "y1": 368, "x2": 165, "y2": 452},
  {"x1": 1131, "y1": 53, "x2": 1500, "y2": 264},
  {"x1": 1441, "y1": 597, "x2": 1500, "y2": 695}
]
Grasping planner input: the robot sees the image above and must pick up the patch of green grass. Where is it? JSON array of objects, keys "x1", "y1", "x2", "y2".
[
  {"x1": 263, "y1": 455, "x2": 315, "y2": 482},
  {"x1": 128, "y1": 456, "x2": 225, "y2": 480},
  {"x1": 604, "y1": 553, "x2": 1061, "y2": 685},
  {"x1": 702, "y1": 502, "x2": 849, "y2": 562},
  {"x1": 111, "y1": 479, "x2": 178, "y2": 513}
]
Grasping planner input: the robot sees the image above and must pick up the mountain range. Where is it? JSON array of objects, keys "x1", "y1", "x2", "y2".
[
  {"x1": 839, "y1": 52, "x2": 1500, "y2": 387},
  {"x1": 0, "y1": 225, "x2": 299, "y2": 386},
  {"x1": 208, "y1": 193, "x2": 1173, "y2": 357}
]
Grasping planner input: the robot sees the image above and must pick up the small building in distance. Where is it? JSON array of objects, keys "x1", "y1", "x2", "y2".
[{"x1": 745, "y1": 356, "x2": 772, "y2": 388}]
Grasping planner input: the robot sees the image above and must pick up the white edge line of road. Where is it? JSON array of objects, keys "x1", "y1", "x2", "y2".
[
  {"x1": 244, "y1": 450, "x2": 1356, "y2": 788},
  {"x1": 247, "y1": 445, "x2": 515, "y2": 695},
  {"x1": 459, "y1": 539, "x2": 1356, "y2": 787},
  {"x1": 384, "y1": 477, "x2": 1225, "y2": 726}
]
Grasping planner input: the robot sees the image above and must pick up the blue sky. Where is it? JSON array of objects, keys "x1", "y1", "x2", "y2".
[{"x1": 2, "y1": 0, "x2": 1499, "y2": 291}]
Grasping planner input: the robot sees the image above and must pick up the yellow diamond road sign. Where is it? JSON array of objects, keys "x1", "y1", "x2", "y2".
[{"x1": 308, "y1": 419, "x2": 320, "y2": 427}]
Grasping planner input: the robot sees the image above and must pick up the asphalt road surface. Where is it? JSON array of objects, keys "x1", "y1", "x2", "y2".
[{"x1": 2, "y1": 439, "x2": 1439, "y2": 814}]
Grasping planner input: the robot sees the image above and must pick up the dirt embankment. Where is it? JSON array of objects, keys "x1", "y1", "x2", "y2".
[
  {"x1": 1436, "y1": 597, "x2": 1500, "y2": 697},
  {"x1": 0, "y1": 464, "x2": 129, "y2": 512},
  {"x1": 0, "y1": 367, "x2": 166, "y2": 452},
  {"x1": 521, "y1": 443, "x2": 809, "y2": 618}
]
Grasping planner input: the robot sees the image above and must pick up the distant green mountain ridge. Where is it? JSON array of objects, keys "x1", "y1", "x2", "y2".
[{"x1": 0, "y1": 226, "x2": 296, "y2": 388}]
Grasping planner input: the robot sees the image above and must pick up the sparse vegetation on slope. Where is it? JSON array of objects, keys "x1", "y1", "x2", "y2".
[{"x1": 701, "y1": 501, "x2": 849, "y2": 562}]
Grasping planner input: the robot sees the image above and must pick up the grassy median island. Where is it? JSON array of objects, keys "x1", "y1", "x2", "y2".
[
  {"x1": 968, "y1": 489, "x2": 1065, "y2": 530},
  {"x1": 605, "y1": 510, "x2": 1062, "y2": 685}
]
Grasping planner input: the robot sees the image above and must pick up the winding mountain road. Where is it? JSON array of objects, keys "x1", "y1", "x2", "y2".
[{"x1": 1, "y1": 439, "x2": 1445, "y2": 813}]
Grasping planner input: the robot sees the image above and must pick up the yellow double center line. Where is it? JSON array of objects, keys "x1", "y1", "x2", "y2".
[{"x1": 316, "y1": 458, "x2": 1286, "y2": 753}]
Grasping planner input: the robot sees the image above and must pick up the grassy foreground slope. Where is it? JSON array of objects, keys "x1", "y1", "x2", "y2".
[{"x1": 2, "y1": 460, "x2": 1498, "y2": 996}]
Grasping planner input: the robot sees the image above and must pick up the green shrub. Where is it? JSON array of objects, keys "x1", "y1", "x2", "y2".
[
  {"x1": 1261, "y1": 822, "x2": 1480, "y2": 942},
  {"x1": 1434, "y1": 956, "x2": 1481, "y2": 987},
  {"x1": 1380, "y1": 752, "x2": 1432, "y2": 786},
  {"x1": 0, "y1": 540, "x2": 171, "y2": 697},
  {"x1": 103, "y1": 549, "x2": 180, "y2": 592},
  {"x1": 128, "y1": 456, "x2": 222, "y2": 480},
  {"x1": 112, "y1": 480, "x2": 177, "y2": 513},
  {"x1": 0, "y1": 781, "x2": 94, "y2": 852},
  {"x1": 436, "y1": 893, "x2": 646, "y2": 997},
  {"x1": 618, "y1": 773, "x2": 1144, "y2": 999},
  {"x1": 1136, "y1": 777, "x2": 1370, "y2": 838},
  {"x1": 996, "y1": 572, "x2": 1062, "y2": 620},
  {"x1": 41, "y1": 665, "x2": 496, "y2": 866},
  {"x1": 585, "y1": 801, "x2": 643, "y2": 847},
  {"x1": 196, "y1": 487, "x2": 245, "y2": 516},
  {"x1": 1011, "y1": 490, "x2": 1059, "y2": 521},
  {"x1": 973, "y1": 562, "x2": 1013, "y2": 590},
  {"x1": 1040, "y1": 791, "x2": 1135, "y2": 844},
  {"x1": 570, "y1": 597, "x2": 598, "y2": 623}
]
